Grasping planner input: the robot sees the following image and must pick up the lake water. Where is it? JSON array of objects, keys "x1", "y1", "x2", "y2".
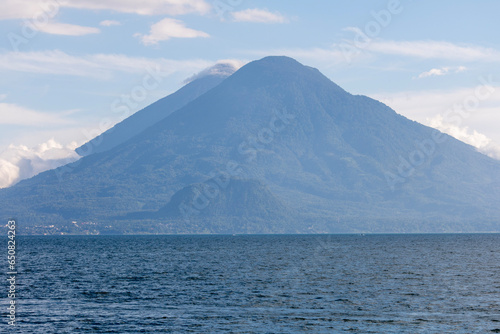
[{"x1": 3, "y1": 234, "x2": 500, "y2": 333}]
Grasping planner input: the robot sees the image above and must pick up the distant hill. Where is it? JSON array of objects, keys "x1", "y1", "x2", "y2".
[
  {"x1": 2, "y1": 56, "x2": 500, "y2": 234},
  {"x1": 123, "y1": 179, "x2": 300, "y2": 234}
]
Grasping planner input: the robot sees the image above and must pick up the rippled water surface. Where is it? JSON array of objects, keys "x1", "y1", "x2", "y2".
[{"x1": 4, "y1": 234, "x2": 500, "y2": 333}]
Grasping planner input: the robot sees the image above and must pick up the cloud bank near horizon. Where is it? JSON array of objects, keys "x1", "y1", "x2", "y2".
[{"x1": 0, "y1": 139, "x2": 80, "y2": 188}]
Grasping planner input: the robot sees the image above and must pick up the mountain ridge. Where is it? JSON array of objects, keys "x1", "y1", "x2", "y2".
[{"x1": 76, "y1": 62, "x2": 238, "y2": 156}]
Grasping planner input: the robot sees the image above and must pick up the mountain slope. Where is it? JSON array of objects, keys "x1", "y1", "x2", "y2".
[
  {"x1": 2, "y1": 56, "x2": 500, "y2": 234},
  {"x1": 76, "y1": 63, "x2": 237, "y2": 156}
]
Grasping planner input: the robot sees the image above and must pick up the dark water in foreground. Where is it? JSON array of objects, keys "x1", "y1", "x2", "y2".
[{"x1": 2, "y1": 234, "x2": 500, "y2": 333}]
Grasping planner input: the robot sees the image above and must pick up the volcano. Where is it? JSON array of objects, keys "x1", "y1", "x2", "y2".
[{"x1": 2, "y1": 56, "x2": 500, "y2": 234}]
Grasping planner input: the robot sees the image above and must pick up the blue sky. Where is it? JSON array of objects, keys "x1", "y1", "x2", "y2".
[{"x1": 1, "y1": 0, "x2": 500, "y2": 187}]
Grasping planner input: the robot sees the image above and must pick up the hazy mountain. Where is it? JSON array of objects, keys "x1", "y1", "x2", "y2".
[
  {"x1": 76, "y1": 62, "x2": 238, "y2": 156},
  {"x1": 123, "y1": 179, "x2": 300, "y2": 234},
  {"x1": 2, "y1": 56, "x2": 500, "y2": 234}
]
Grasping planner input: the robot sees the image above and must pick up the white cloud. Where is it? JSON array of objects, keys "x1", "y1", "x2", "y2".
[
  {"x1": 0, "y1": 160, "x2": 19, "y2": 188},
  {"x1": 417, "y1": 66, "x2": 467, "y2": 79},
  {"x1": 183, "y1": 59, "x2": 246, "y2": 84},
  {"x1": 417, "y1": 68, "x2": 446, "y2": 79},
  {"x1": 0, "y1": 103, "x2": 71, "y2": 126},
  {"x1": 0, "y1": 139, "x2": 80, "y2": 188},
  {"x1": 0, "y1": 50, "x2": 212, "y2": 79},
  {"x1": 0, "y1": 50, "x2": 108, "y2": 77},
  {"x1": 373, "y1": 85, "x2": 500, "y2": 125},
  {"x1": 231, "y1": 8, "x2": 287, "y2": 23},
  {"x1": 372, "y1": 85, "x2": 500, "y2": 160},
  {"x1": 0, "y1": 0, "x2": 211, "y2": 20},
  {"x1": 64, "y1": 0, "x2": 211, "y2": 16},
  {"x1": 0, "y1": 0, "x2": 51, "y2": 20},
  {"x1": 366, "y1": 40, "x2": 500, "y2": 62},
  {"x1": 36, "y1": 21, "x2": 100, "y2": 36},
  {"x1": 428, "y1": 115, "x2": 500, "y2": 160},
  {"x1": 100, "y1": 20, "x2": 121, "y2": 26},
  {"x1": 135, "y1": 18, "x2": 209, "y2": 46}
]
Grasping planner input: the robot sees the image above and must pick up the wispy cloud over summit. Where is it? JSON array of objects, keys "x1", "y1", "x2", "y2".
[{"x1": 183, "y1": 60, "x2": 246, "y2": 84}]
